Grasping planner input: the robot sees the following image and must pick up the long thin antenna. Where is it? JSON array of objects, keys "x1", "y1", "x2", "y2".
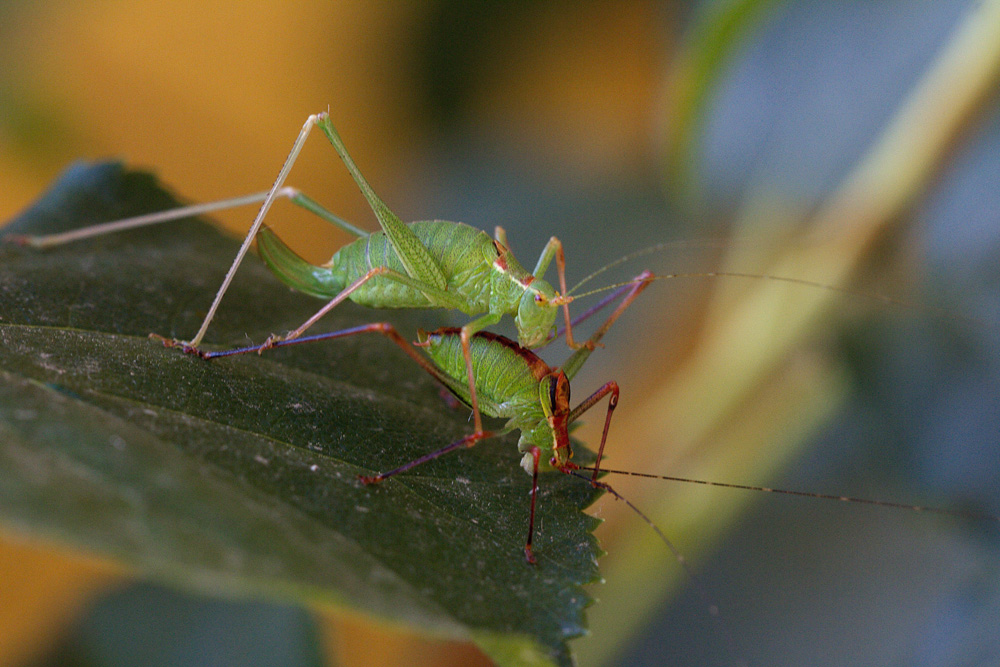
[
  {"x1": 566, "y1": 271, "x2": 993, "y2": 332},
  {"x1": 566, "y1": 239, "x2": 729, "y2": 296},
  {"x1": 581, "y1": 467, "x2": 1000, "y2": 523}
]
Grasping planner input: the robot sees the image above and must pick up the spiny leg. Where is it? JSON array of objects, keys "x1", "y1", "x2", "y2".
[
  {"x1": 187, "y1": 322, "x2": 443, "y2": 384},
  {"x1": 10, "y1": 112, "x2": 393, "y2": 351},
  {"x1": 149, "y1": 264, "x2": 395, "y2": 355},
  {"x1": 555, "y1": 271, "x2": 652, "y2": 481},
  {"x1": 532, "y1": 236, "x2": 580, "y2": 349},
  {"x1": 523, "y1": 276, "x2": 650, "y2": 561},
  {"x1": 457, "y1": 313, "x2": 503, "y2": 436},
  {"x1": 565, "y1": 381, "x2": 619, "y2": 482},
  {"x1": 166, "y1": 112, "x2": 409, "y2": 349},
  {"x1": 8, "y1": 113, "x2": 372, "y2": 358},
  {"x1": 254, "y1": 267, "x2": 393, "y2": 351},
  {"x1": 560, "y1": 270, "x2": 653, "y2": 380},
  {"x1": 552, "y1": 278, "x2": 644, "y2": 342}
]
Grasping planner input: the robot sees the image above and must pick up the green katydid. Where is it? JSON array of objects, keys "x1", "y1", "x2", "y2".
[
  {"x1": 6, "y1": 112, "x2": 584, "y2": 438},
  {"x1": 201, "y1": 269, "x2": 655, "y2": 563}
]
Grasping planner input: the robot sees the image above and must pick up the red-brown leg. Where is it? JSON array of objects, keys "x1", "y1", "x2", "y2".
[
  {"x1": 565, "y1": 381, "x2": 620, "y2": 483},
  {"x1": 523, "y1": 446, "x2": 542, "y2": 564},
  {"x1": 359, "y1": 430, "x2": 493, "y2": 485}
]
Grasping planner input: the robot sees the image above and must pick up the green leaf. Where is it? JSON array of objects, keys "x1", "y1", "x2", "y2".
[{"x1": 0, "y1": 163, "x2": 603, "y2": 667}]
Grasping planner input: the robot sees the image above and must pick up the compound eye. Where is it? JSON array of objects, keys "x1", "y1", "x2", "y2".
[{"x1": 534, "y1": 293, "x2": 545, "y2": 304}]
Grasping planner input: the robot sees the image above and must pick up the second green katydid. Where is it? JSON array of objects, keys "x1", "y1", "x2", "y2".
[{"x1": 205, "y1": 269, "x2": 655, "y2": 562}]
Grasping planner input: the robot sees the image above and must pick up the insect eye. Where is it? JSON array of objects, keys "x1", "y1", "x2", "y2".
[{"x1": 534, "y1": 294, "x2": 545, "y2": 304}]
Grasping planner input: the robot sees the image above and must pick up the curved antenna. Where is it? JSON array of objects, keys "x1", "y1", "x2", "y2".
[
  {"x1": 566, "y1": 238, "x2": 730, "y2": 296},
  {"x1": 566, "y1": 470, "x2": 747, "y2": 667}
]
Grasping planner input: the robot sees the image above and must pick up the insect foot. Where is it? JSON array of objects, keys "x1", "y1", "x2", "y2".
[
  {"x1": 255, "y1": 333, "x2": 286, "y2": 354},
  {"x1": 147, "y1": 333, "x2": 211, "y2": 359}
]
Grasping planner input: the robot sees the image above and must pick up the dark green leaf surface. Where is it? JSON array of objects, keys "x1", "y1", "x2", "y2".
[{"x1": 0, "y1": 163, "x2": 603, "y2": 667}]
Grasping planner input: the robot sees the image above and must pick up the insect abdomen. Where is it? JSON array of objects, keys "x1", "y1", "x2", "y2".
[
  {"x1": 421, "y1": 329, "x2": 547, "y2": 420},
  {"x1": 328, "y1": 221, "x2": 496, "y2": 312}
]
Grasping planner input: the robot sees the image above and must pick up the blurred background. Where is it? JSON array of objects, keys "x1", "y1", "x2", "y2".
[{"x1": 1, "y1": 1, "x2": 999, "y2": 666}]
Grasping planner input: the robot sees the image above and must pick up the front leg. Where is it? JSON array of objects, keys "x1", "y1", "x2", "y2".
[
  {"x1": 533, "y1": 236, "x2": 580, "y2": 350},
  {"x1": 459, "y1": 313, "x2": 504, "y2": 435}
]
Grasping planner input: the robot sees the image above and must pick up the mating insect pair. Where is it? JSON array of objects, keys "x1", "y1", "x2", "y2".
[
  {"x1": 6, "y1": 112, "x2": 672, "y2": 565},
  {"x1": 10, "y1": 113, "x2": 991, "y2": 569},
  {"x1": 201, "y1": 270, "x2": 653, "y2": 564}
]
